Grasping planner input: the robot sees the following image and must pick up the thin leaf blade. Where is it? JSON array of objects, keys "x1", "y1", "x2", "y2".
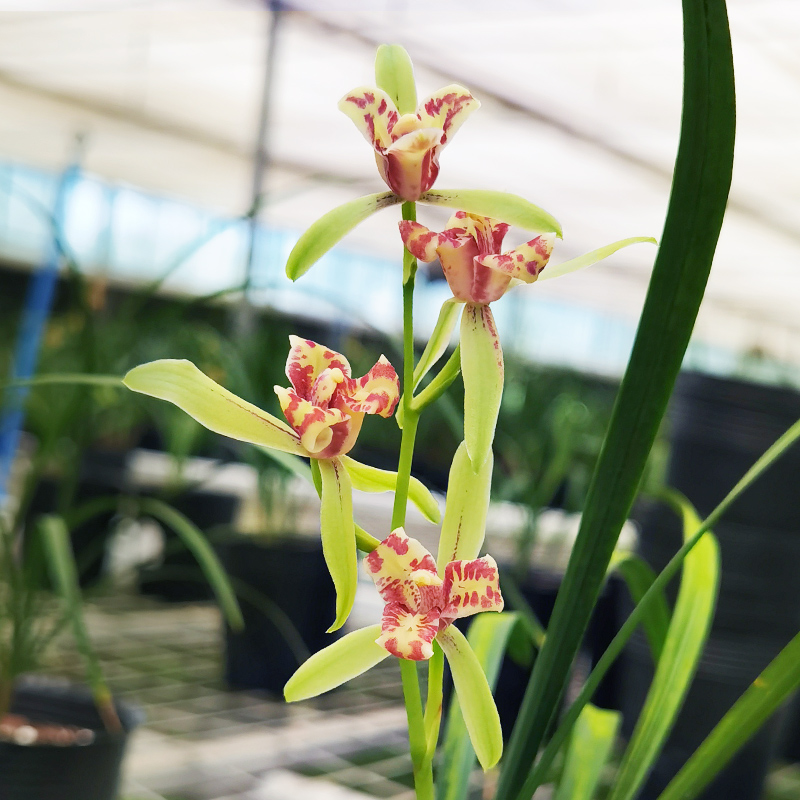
[
  {"x1": 554, "y1": 704, "x2": 621, "y2": 800},
  {"x1": 657, "y1": 630, "x2": 800, "y2": 800},
  {"x1": 608, "y1": 496, "x2": 720, "y2": 800},
  {"x1": 139, "y1": 498, "x2": 244, "y2": 630},
  {"x1": 496, "y1": 2, "x2": 735, "y2": 795}
]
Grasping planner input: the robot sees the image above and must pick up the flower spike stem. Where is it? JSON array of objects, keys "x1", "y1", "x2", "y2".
[{"x1": 391, "y1": 200, "x2": 437, "y2": 800}]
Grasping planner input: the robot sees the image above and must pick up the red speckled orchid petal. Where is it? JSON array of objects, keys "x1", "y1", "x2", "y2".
[
  {"x1": 364, "y1": 529, "x2": 441, "y2": 611},
  {"x1": 274, "y1": 385, "x2": 351, "y2": 456},
  {"x1": 378, "y1": 128, "x2": 443, "y2": 201},
  {"x1": 285, "y1": 336, "x2": 351, "y2": 399},
  {"x1": 478, "y1": 233, "x2": 556, "y2": 284},
  {"x1": 398, "y1": 220, "x2": 450, "y2": 263},
  {"x1": 377, "y1": 602, "x2": 440, "y2": 661},
  {"x1": 338, "y1": 86, "x2": 399, "y2": 151},
  {"x1": 416, "y1": 84, "x2": 480, "y2": 145},
  {"x1": 441, "y1": 556, "x2": 504, "y2": 625},
  {"x1": 340, "y1": 355, "x2": 399, "y2": 417}
]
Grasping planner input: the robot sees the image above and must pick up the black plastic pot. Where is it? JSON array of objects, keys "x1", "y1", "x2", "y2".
[
  {"x1": 219, "y1": 535, "x2": 338, "y2": 695},
  {"x1": 0, "y1": 681, "x2": 141, "y2": 800}
]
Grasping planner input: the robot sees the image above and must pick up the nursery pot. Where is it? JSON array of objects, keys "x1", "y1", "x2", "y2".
[
  {"x1": 0, "y1": 680, "x2": 142, "y2": 800},
  {"x1": 219, "y1": 535, "x2": 338, "y2": 695}
]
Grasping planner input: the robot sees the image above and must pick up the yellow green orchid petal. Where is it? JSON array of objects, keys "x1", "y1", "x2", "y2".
[
  {"x1": 338, "y1": 86, "x2": 399, "y2": 150},
  {"x1": 437, "y1": 625, "x2": 504, "y2": 770},
  {"x1": 437, "y1": 441, "x2": 493, "y2": 569},
  {"x1": 479, "y1": 233, "x2": 557, "y2": 284},
  {"x1": 412, "y1": 298, "x2": 464, "y2": 392},
  {"x1": 340, "y1": 456, "x2": 441, "y2": 524},
  {"x1": 318, "y1": 457, "x2": 358, "y2": 632},
  {"x1": 420, "y1": 189, "x2": 563, "y2": 238},
  {"x1": 375, "y1": 44, "x2": 417, "y2": 116},
  {"x1": 539, "y1": 236, "x2": 658, "y2": 282},
  {"x1": 284, "y1": 624, "x2": 388, "y2": 702},
  {"x1": 441, "y1": 556, "x2": 504, "y2": 625},
  {"x1": 460, "y1": 304, "x2": 504, "y2": 470},
  {"x1": 416, "y1": 85, "x2": 480, "y2": 146},
  {"x1": 286, "y1": 192, "x2": 401, "y2": 281},
  {"x1": 123, "y1": 360, "x2": 306, "y2": 456}
]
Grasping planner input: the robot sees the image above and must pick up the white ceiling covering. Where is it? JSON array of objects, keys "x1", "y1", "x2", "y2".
[{"x1": 0, "y1": 0, "x2": 799, "y2": 365}]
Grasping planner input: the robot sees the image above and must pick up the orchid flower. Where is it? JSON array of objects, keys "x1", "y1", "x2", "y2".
[
  {"x1": 339, "y1": 85, "x2": 480, "y2": 202},
  {"x1": 400, "y1": 211, "x2": 656, "y2": 469},
  {"x1": 285, "y1": 528, "x2": 505, "y2": 769},
  {"x1": 123, "y1": 338, "x2": 441, "y2": 631}
]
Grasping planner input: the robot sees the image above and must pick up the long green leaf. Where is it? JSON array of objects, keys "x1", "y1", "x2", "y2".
[
  {"x1": 286, "y1": 192, "x2": 401, "y2": 280},
  {"x1": 420, "y1": 190, "x2": 562, "y2": 238},
  {"x1": 496, "y1": 2, "x2": 735, "y2": 796},
  {"x1": 608, "y1": 496, "x2": 719, "y2": 800},
  {"x1": 438, "y1": 613, "x2": 519, "y2": 800},
  {"x1": 138, "y1": 498, "x2": 243, "y2": 630},
  {"x1": 38, "y1": 515, "x2": 121, "y2": 731},
  {"x1": 516, "y1": 416, "x2": 800, "y2": 800},
  {"x1": 318, "y1": 457, "x2": 357, "y2": 632},
  {"x1": 554, "y1": 704, "x2": 621, "y2": 800},
  {"x1": 657, "y1": 630, "x2": 800, "y2": 800},
  {"x1": 611, "y1": 553, "x2": 672, "y2": 663}
]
